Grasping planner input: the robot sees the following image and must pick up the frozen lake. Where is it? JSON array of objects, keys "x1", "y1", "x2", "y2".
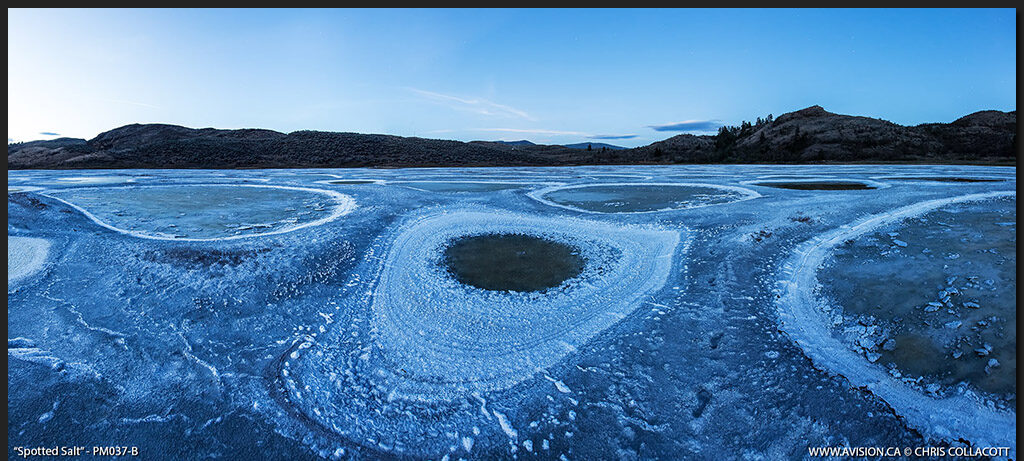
[{"x1": 7, "y1": 165, "x2": 1016, "y2": 459}]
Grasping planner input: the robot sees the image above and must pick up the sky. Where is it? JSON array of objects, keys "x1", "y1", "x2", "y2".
[{"x1": 7, "y1": 8, "x2": 1017, "y2": 147}]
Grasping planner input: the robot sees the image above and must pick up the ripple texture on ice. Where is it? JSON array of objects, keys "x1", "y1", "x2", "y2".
[{"x1": 370, "y1": 210, "x2": 682, "y2": 400}]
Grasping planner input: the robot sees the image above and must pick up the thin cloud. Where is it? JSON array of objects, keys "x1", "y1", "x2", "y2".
[
  {"x1": 473, "y1": 127, "x2": 589, "y2": 137},
  {"x1": 648, "y1": 120, "x2": 724, "y2": 132},
  {"x1": 39, "y1": 131, "x2": 60, "y2": 136},
  {"x1": 410, "y1": 88, "x2": 536, "y2": 121},
  {"x1": 588, "y1": 133, "x2": 637, "y2": 140}
]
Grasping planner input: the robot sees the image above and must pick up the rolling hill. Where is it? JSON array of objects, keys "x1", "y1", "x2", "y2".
[{"x1": 8, "y1": 106, "x2": 1015, "y2": 169}]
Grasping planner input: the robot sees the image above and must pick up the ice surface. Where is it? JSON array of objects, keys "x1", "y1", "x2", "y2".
[
  {"x1": 52, "y1": 175, "x2": 140, "y2": 185},
  {"x1": 875, "y1": 176, "x2": 1007, "y2": 183},
  {"x1": 744, "y1": 178, "x2": 887, "y2": 190},
  {"x1": 326, "y1": 209, "x2": 681, "y2": 401},
  {"x1": 8, "y1": 236, "x2": 50, "y2": 285},
  {"x1": 7, "y1": 165, "x2": 1016, "y2": 459},
  {"x1": 9, "y1": 186, "x2": 43, "y2": 194},
  {"x1": 391, "y1": 181, "x2": 540, "y2": 193},
  {"x1": 820, "y1": 197, "x2": 1016, "y2": 399},
  {"x1": 325, "y1": 180, "x2": 381, "y2": 185},
  {"x1": 43, "y1": 184, "x2": 356, "y2": 241},
  {"x1": 776, "y1": 191, "x2": 1016, "y2": 453},
  {"x1": 529, "y1": 183, "x2": 760, "y2": 213}
]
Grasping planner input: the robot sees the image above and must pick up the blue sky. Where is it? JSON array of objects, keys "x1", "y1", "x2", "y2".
[{"x1": 7, "y1": 8, "x2": 1016, "y2": 146}]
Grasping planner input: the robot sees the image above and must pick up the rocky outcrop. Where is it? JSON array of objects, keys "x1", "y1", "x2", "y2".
[{"x1": 643, "y1": 106, "x2": 1015, "y2": 164}]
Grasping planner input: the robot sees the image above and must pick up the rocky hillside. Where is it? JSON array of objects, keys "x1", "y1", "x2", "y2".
[
  {"x1": 635, "y1": 106, "x2": 1016, "y2": 164},
  {"x1": 8, "y1": 106, "x2": 1016, "y2": 169}
]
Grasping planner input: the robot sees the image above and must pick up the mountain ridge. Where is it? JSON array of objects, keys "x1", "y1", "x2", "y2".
[{"x1": 8, "y1": 106, "x2": 1016, "y2": 169}]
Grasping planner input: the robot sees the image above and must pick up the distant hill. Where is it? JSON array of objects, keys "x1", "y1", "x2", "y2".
[
  {"x1": 563, "y1": 142, "x2": 628, "y2": 151},
  {"x1": 490, "y1": 140, "x2": 536, "y2": 146},
  {"x1": 8, "y1": 106, "x2": 1016, "y2": 169},
  {"x1": 488, "y1": 140, "x2": 626, "y2": 150}
]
